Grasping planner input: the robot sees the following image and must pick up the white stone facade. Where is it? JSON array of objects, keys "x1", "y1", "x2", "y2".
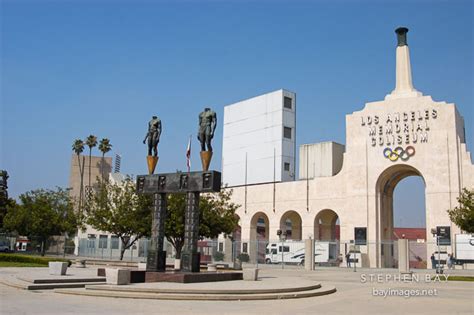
[
  {"x1": 299, "y1": 142, "x2": 345, "y2": 179},
  {"x1": 223, "y1": 30, "x2": 474, "y2": 268}
]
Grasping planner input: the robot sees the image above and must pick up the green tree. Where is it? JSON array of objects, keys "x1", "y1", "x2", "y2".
[
  {"x1": 165, "y1": 189, "x2": 239, "y2": 258},
  {"x1": 85, "y1": 135, "x2": 98, "y2": 190},
  {"x1": 4, "y1": 188, "x2": 79, "y2": 256},
  {"x1": 98, "y1": 138, "x2": 113, "y2": 180},
  {"x1": 0, "y1": 170, "x2": 10, "y2": 231},
  {"x1": 72, "y1": 139, "x2": 85, "y2": 211},
  {"x1": 448, "y1": 188, "x2": 474, "y2": 233},
  {"x1": 85, "y1": 178, "x2": 152, "y2": 260}
]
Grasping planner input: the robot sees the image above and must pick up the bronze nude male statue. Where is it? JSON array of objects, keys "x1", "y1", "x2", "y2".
[
  {"x1": 197, "y1": 108, "x2": 217, "y2": 152},
  {"x1": 143, "y1": 115, "x2": 162, "y2": 157},
  {"x1": 197, "y1": 108, "x2": 217, "y2": 171}
]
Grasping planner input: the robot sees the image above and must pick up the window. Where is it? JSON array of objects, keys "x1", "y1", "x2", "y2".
[
  {"x1": 284, "y1": 162, "x2": 290, "y2": 171},
  {"x1": 111, "y1": 236, "x2": 119, "y2": 249},
  {"x1": 278, "y1": 246, "x2": 290, "y2": 252},
  {"x1": 99, "y1": 235, "x2": 108, "y2": 249},
  {"x1": 271, "y1": 249, "x2": 277, "y2": 255},
  {"x1": 283, "y1": 127, "x2": 292, "y2": 139},
  {"x1": 87, "y1": 234, "x2": 96, "y2": 249},
  {"x1": 242, "y1": 242, "x2": 248, "y2": 253},
  {"x1": 218, "y1": 242, "x2": 224, "y2": 252},
  {"x1": 284, "y1": 96, "x2": 292, "y2": 109},
  {"x1": 354, "y1": 227, "x2": 367, "y2": 245},
  {"x1": 436, "y1": 226, "x2": 451, "y2": 245}
]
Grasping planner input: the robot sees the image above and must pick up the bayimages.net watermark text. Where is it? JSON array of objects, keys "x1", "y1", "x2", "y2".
[
  {"x1": 360, "y1": 273, "x2": 448, "y2": 298},
  {"x1": 372, "y1": 288, "x2": 438, "y2": 298}
]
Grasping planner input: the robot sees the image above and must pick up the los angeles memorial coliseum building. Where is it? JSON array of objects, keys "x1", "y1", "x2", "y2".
[{"x1": 219, "y1": 28, "x2": 474, "y2": 268}]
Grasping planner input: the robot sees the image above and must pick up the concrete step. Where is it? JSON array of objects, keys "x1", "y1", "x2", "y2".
[
  {"x1": 0, "y1": 279, "x2": 106, "y2": 290},
  {"x1": 25, "y1": 282, "x2": 107, "y2": 290},
  {"x1": 54, "y1": 286, "x2": 337, "y2": 300},
  {"x1": 18, "y1": 277, "x2": 106, "y2": 284},
  {"x1": 85, "y1": 283, "x2": 322, "y2": 294}
]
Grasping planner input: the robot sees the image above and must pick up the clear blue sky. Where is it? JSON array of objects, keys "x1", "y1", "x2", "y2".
[{"x1": 1, "y1": 0, "x2": 472, "y2": 227}]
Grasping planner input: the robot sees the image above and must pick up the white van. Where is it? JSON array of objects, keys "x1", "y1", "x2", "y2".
[
  {"x1": 265, "y1": 241, "x2": 305, "y2": 264},
  {"x1": 265, "y1": 241, "x2": 338, "y2": 265}
]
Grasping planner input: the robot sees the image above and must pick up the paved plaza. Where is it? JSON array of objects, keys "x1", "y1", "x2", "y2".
[{"x1": 0, "y1": 265, "x2": 473, "y2": 315}]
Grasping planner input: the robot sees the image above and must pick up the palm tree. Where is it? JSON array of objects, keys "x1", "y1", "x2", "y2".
[
  {"x1": 98, "y1": 138, "x2": 112, "y2": 180},
  {"x1": 85, "y1": 135, "x2": 98, "y2": 190},
  {"x1": 72, "y1": 139, "x2": 85, "y2": 211}
]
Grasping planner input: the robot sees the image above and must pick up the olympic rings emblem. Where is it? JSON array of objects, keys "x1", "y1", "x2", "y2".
[{"x1": 383, "y1": 146, "x2": 415, "y2": 162}]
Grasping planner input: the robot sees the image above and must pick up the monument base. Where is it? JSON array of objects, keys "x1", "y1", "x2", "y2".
[
  {"x1": 146, "y1": 250, "x2": 167, "y2": 272},
  {"x1": 200, "y1": 151, "x2": 212, "y2": 171},
  {"x1": 181, "y1": 252, "x2": 200, "y2": 273},
  {"x1": 145, "y1": 271, "x2": 243, "y2": 283},
  {"x1": 147, "y1": 155, "x2": 159, "y2": 175}
]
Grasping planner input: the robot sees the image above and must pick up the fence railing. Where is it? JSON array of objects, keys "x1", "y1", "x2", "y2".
[{"x1": 71, "y1": 237, "x2": 465, "y2": 270}]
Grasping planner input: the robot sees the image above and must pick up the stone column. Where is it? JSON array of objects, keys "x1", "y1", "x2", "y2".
[
  {"x1": 385, "y1": 27, "x2": 422, "y2": 100},
  {"x1": 147, "y1": 193, "x2": 167, "y2": 272},
  {"x1": 305, "y1": 239, "x2": 314, "y2": 271},
  {"x1": 223, "y1": 237, "x2": 233, "y2": 263},
  {"x1": 181, "y1": 192, "x2": 201, "y2": 272},
  {"x1": 398, "y1": 239, "x2": 410, "y2": 273}
]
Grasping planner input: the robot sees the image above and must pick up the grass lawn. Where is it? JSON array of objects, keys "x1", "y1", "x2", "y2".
[
  {"x1": 431, "y1": 275, "x2": 474, "y2": 282},
  {"x1": 0, "y1": 253, "x2": 70, "y2": 267},
  {"x1": 445, "y1": 276, "x2": 474, "y2": 282},
  {"x1": 0, "y1": 261, "x2": 48, "y2": 267}
]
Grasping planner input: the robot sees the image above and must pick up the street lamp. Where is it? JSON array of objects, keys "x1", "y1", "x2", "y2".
[
  {"x1": 431, "y1": 228, "x2": 443, "y2": 274},
  {"x1": 353, "y1": 242, "x2": 357, "y2": 272},
  {"x1": 277, "y1": 229, "x2": 287, "y2": 269}
]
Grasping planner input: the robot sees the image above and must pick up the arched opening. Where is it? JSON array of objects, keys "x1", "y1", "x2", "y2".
[
  {"x1": 314, "y1": 209, "x2": 340, "y2": 241},
  {"x1": 230, "y1": 214, "x2": 241, "y2": 262},
  {"x1": 376, "y1": 164, "x2": 426, "y2": 268},
  {"x1": 234, "y1": 215, "x2": 241, "y2": 240},
  {"x1": 249, "y1": 212, "x2": 270, "y2": 263},
  {"x1": 279, "y1": 211, "x2": 302, "y2": 240}
]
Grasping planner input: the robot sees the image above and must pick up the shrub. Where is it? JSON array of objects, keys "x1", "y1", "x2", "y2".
[
  {"x1": 213, "y1": 251, "x2": 225, "y2": 261},
  {"x1": 237, "y1": 253, "x2": 249, "y2": 262},
  {"x1": 0, "y1": 253, "x2": 71, "y2": 266}
]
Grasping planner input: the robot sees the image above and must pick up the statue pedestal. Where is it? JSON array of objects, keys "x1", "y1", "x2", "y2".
[
  {"x1": 200, "y1": 151, "x2": 212, "y2": 171},
  {"x1": 147, "y1": 156, "x2": 159, "y2": 175}
]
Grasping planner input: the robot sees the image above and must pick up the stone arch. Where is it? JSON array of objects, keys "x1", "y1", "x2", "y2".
[
  {"x1": 250, "y1": 212, "x2": 270, "y2": 242},
  {"x1": 376, "y1": 164, "x2": 426, "y2": 268},
  {"x1": 314, "y1": 209, "x2": 340, "y2": 241},
  {"x1": 279, "y1": 210, "x2": 302, "y2": 240},
  {"x1": 249, "y1": 212, "x2": 270, "y2": 263}
]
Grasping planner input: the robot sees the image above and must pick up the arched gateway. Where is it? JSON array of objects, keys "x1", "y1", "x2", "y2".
[{"x1": 221, "y1": 28, "x2": 473, "y2": 268}]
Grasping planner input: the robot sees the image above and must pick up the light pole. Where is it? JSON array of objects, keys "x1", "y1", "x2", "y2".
[
  {"x1": 353, "y1": 243, "x2": 357, "y2": 272},
  {"x1": 431, "y1": 228, "x2": 442, "y2": 274},
  {"x1": 277, "y1": 229, "x2": 287, "y2": 269},
  {"x1": 282, "y1": 231, "x2": 287, "y2": 270}
]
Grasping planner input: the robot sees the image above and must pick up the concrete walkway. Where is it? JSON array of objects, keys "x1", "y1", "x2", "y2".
[{"x1": 0, "y1": 266, "x2": 473, "y2": 314}]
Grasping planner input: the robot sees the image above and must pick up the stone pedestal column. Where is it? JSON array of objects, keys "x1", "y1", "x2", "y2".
[
  {"x1": 305, "y1": 239, "x2": 314, "y2": 271},
  {"x1": 147, "y1": 193, "x2": 167, "y2": 272},
  {"x1": 398, "y1": 239, "x2": 410, "y2": 273},
  {"x1": 181, "y1": 192, "x2": 201, "y2": 272}
]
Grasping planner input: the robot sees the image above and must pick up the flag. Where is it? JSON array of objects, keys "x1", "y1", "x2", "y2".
[{"x1": 186, "y1": 135, "x2": 191, "y2": 172}]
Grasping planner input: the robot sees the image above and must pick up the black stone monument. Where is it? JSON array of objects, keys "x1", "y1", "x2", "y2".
[{"x1": 137, "y1": 171, "x2": 221, "y2": 273}]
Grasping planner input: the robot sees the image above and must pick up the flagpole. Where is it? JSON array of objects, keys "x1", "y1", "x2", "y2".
[{"x1": 186, "y1": 135, "x2": 192, "y2": 174}]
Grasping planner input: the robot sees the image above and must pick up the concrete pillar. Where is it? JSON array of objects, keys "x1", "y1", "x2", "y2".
[
  {"x1": 223, "y1": 237, "x2": 233, "y2": 263},
  {"x1": 385, "y1": 27, "x2": 422, "y2": 100},
  {"x1": 305, "y1": 239, "x2": 314, "y2": 271},
  {"x1": 302, "y1": 223, "x2": 314, "y2": 241},
  {"x1": 398, "y1": 239, "x2": 409, "y2": 273}
]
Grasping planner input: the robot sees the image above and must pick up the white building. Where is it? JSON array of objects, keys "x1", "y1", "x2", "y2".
[{"x1": 222, "y1": 89, "x2": 296, "y2": 187}]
